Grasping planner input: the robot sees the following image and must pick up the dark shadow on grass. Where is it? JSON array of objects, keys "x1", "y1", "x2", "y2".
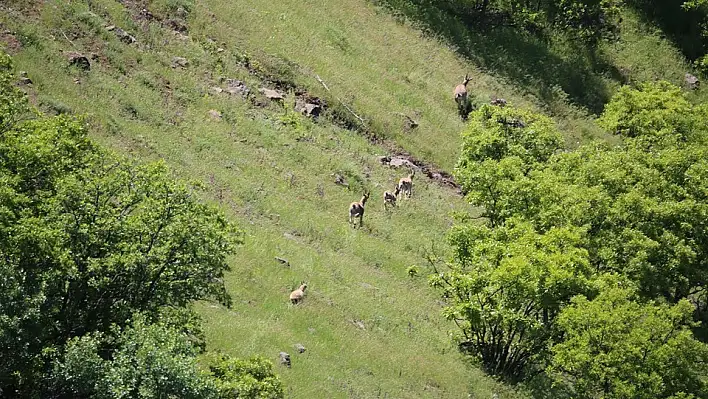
[
  {"x1": 627, "y1": 0, "x2": 707, "y2": 62},
  {"x1": 373, "y1": 0, "x2": 626, "y2": 115}
]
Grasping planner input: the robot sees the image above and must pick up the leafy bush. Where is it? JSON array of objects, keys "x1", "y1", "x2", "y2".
[
  {"x1": 53, "y1": 316, "x2": 218, "y2": 398},
  {"x1": 549, "y1": 280, "x2": 708, "y2": 398},
  {"x1": 598, "y1": 81, "x2": 701, "y2": 144},
  {"x1": 443, "y1": 81, "x2": 708, "y2": 386},
  {"x1": 0, "y1": 52, "x2": 273, "y2": 397},
  {"x1": 454, "y1": 104, "x2": 563, "y2": 226},
  {"x1": 209, "y1": 353, "x2": 284, "y2": 399},
  {"x1": 432, "y1": 219, "x2": 593, "y2": 379}
]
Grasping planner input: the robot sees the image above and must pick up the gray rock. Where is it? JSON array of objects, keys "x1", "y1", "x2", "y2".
[
  {"x1": 172, "y1": 56, "x2": 189, "y2": 69},
  {"x1": 352, "y1": 319, "x2": 366, "y2": 331},
  {"x1": 175, "y1": 6, "x2": 188, "y2": 18},
  {"x1": 388, "y1": 157, "x2": 418, "y2": 169},
  {"x1": 279, "y1": 351, "x2": 291, "y2": 368},
  {"x1": 259, "y1": 87, "x2": 284, "y2": 100},
  {"x1": 66, "y1": 52, "x2": 90, "y2": 71},
  {"x1": 225, "y1": 79, "x2": 249, "y2": 97},
  {"x1": 490, "y1": 98, "x2": 507, "y2": 107},
  {"x1": 208, "y1": 109, "x2": 222, "y2": 120},
  {"x1": 18, "y1": 71, "x2": 31, "y2": 85},
  {"x1": 114, "y1": 27, "x2": 136, "y2": 44},
  {"x1": 685, "y1": 73, "x2": 700, "y2": 90},
  {"x1": 295, "y1": 98, "x2": 322, "y2": 117},
  {"x1": 294, "y1": 343, "x2": 306, "y2": 353}
]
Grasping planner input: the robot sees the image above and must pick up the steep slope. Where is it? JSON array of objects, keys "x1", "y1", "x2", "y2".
[{"x1": 1, "y1": 0, "x2": 704, "y2": 397}]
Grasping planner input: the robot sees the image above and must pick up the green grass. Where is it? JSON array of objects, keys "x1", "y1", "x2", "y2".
[{"x1": 0, "y1": 0, "x2": 704, "y2": 396}]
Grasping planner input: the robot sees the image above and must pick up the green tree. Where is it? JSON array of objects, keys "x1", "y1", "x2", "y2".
[
  {"x1": 0, "y1": 54, "x2": 245, "y2": 395},
  {"x1": 0, "y1": 52, "x2": 30, "y2": 133},
  {"x1": 549, "y1": 281, "x2": 708, "y2": 398},
  {"x1": 52, "y1": 315, "x2": 284, "y2": 399},
  {"x1": 598, "y1": 81, "x2": 704, "y2": 145},
  {"x1": 209, "y1": 353, "x2": 285, "y2": 399},
  {"x1": 454, "y1": 104, "x2": 563, "y2": 226},
  {"x1": 431, "y1": 218, "x2": 593, "y2": 379},
  {"x1": 53, "y1": 315, "x2": 218, "y2": 398}
]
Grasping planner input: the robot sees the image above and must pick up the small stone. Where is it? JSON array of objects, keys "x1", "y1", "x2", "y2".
[
  {"x1": 172, "y1": 56, "x2": 189, "y2": 68},
  {"x1": 352, "y1": 319, "x2": 366, "y2": 330},
  {"x1": 208, "y1": 109, "x2": 222, "y2": 120},
  {"x1": 333, "y1": 173, "x2": 348, "y2": 187},
  {"x1": 114, "y1": 27, "x2": 136, "y2": 44},
  {"x1": 377, "y1": 155, "x2": 391, "y2": 164},
  {"x1": 166, "y1": 19, "x2": 188, "y2": 33},
  {"x1": 685, "y1": 73, "x2": 700, "y2": 90},
  {"x1": 279, "y1": 351, "x2": 291, "y2": 368},
  {"x1": 17, "y1": 71, "x2": 31, "y2": 85},
  {"x1": 216, "y1": 47, "x2": 225, "y2": 53},
  {"x1": 66, "y1": 52, "x2": 91, "y2": 71},
  {"x1": 259, "y1": 87, "x2": 284, "y2": 100},
  {"x1": 105, "y1": 25, "x2": 116, "y2": 31},
  {"x1": 294, "y1": 343, "x2": 306, "y2": 353},
  {"x1": 211, "y1": 86, "x2": 223, "y2": 94},
  {"x1": 225, "y1": 79, "x2": 249, "y2": 97},
  {"x1": 175, "y1": 6, "x2": 188, "y2": 18},
  {"x1": 490, "y1": 98, "x2": 507, "y2": 107}
]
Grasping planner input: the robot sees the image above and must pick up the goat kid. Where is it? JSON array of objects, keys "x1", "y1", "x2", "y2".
[
  {"x1": 397, "y1": 171, "x2": 415, "y2": 199},
  {"x1": 290, "y1": 283, "x2": 307, "y2": 304},
  {"x1": 383, "y1": 187, "x2": 400, "y2": 210},
  {"x1": 349, "y1": 192, "x2": 370, "y2": 227}
]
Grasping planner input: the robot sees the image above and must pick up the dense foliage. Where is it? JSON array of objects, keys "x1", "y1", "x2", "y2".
[
  {"x1": 441, "y1": 82, "x2": 708, "y2": 393},
  {"x1": 549, "y1": 279, "x2": 708, "y2": 398},
  {"x1": 433, "y1": 219, "x2": 593, "y2": 379},
  {"x1": 379, "y1": 0, "x2": 623, "y2": 44},
  {"x1": 52, "y1": 316, "x2": 284, "y2": 398},
  {"x1": 0, "y1": 53, "x2": 282, "y2": 398}
]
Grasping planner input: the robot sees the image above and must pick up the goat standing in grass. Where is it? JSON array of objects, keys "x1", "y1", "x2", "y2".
[
  {"x1": 383, "y1": 187, "x2": 400, "y2": 210},
  {"x1": 290, "y1": 283, "x2": 307, "y2": 304},
  {"x1": 453, "y1": 73, "x2": 472, "y2": 120},
  {"x1": 349, "y1": 192, "x2": 370, "y2": 227},
  {"x1": 397, "y1": 171, "x2": 415, "y2": 199}
]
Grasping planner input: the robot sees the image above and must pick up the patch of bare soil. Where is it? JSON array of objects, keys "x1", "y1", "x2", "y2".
[
  {"x1": 0, "y1": 28, "x2": 22, "y2": 54},
  {"x1": 378, "y1": 152, "x2": 460, "y2": 194}
]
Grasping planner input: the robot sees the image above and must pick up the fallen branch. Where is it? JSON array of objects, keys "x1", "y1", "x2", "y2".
[
  {"x1": 315, "y1": 74, "x2": 367, "y2": 128},
  {"x1": 60, "y1": 30, "x2": 77, "y2": 49}
]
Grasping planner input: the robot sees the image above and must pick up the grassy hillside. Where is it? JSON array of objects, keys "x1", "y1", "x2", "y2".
[{"x1": 0, "y1": 0, "x2": 704, "y2": 397}]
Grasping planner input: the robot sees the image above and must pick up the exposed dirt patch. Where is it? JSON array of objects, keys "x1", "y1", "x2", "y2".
[
  {"x1": 118, "y1": 0, "x2": 189, "y2": 35},
  {"x1": 378, "y1": 151, "x2": 461, "y2": 194},
  {"x1": 0, "y1": 28, "x2": 22, "y2": 54}
]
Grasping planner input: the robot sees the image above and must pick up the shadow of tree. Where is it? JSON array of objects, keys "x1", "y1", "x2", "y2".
[
  {"x1": 374, "y1": 0, "x2": 626, "y2": 114},
  {"x1": 627, "y1": 0, "x2": 706, "y2": 62}
]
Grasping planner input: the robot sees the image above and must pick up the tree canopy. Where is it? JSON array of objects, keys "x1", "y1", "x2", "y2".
[
  {"x1": 0, "y1": 53, "x2": 281, "y2": 398},
  {"x1": 441, "y1": 82, "x2": 708, "y2": 393}
]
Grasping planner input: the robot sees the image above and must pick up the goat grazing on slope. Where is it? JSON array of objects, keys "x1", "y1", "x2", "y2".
[
  {"x1": 290, "y1": 283, "x2": 307, "y2": 304},
  {"x1": 397, "y1": 171, "x2": 415, "y2": 199},
  {"x1": 349, "y1": 192, "x2": 370, "y2": 227},
  {"x1": 383, "y1": 187, "x2": 400, "y2": 210},
  {"x1": 453, "y1": 73, "x2": 473, "y2": 120}
]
